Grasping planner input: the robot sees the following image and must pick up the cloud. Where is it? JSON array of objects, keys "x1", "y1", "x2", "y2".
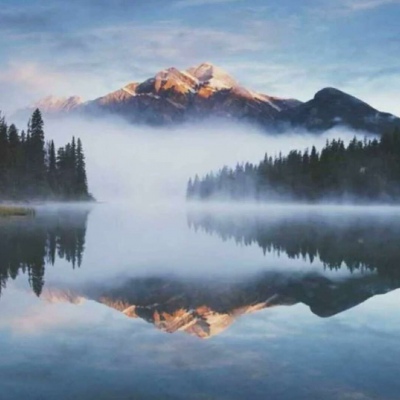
[
  {"x1": 0, "y1": 61, "x2": 112, "y2": 114},
  {"x1": 0, "y1": 62, "x2": 72, "y2": 113},
  {"x1": 343, "y1": 0, "x2": 400, "y2": 11},
  {"x1": 0, "y1": 7, "x2": 53, "y2": 32},
  {"x1": 0, "y1": 0, "x2": 398, "y2": 117},
  {"x1": 0, "y1": 62, "x2": 66, "y2": 92},
  {"x1": 0, "y1": 19, "x2": 281, "y2": 113},
  {"x1": 70, "y1": 19, "x2": 271, "y2": 62},
  {"x1": 316, "y1": 0, "x2": 400, "y2": 15},
  {"x1": 174, "y1": 0, "x2": 244, "y2": 8}
]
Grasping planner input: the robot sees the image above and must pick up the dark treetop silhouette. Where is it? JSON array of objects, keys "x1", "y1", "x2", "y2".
[
  {"x1": 187, "y1": 131, "x2": 400, "y2": 202},
  {"x1": 0, "y1": 109, "x2": 93, "y2": 201}
]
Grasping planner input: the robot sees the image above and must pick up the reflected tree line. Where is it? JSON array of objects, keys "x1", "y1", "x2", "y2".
[
  {"x1": 188, "y1": 211, "x2": 400, "y2": 278},
  {"x1": 0, "y1": 208, "x2": 90, "y2": 298}
]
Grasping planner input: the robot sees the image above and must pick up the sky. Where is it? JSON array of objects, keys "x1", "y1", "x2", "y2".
[{"x1": 0, "y1": 0, "x2": 399, "y2": 115}]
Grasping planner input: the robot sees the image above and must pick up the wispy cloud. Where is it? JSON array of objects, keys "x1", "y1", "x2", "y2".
[
  {"x1": 0, "y1": 62, "x2": 66, "y2": 92},
  {"x1": 343, "y1": 0, "x2": 400, "y2": 11},
  {"x1": 174, "y1": 0, "x2": 244, "y2": 8},
  {"x1": 0, "y1": 0, "x2": 398, "y2": 116}
]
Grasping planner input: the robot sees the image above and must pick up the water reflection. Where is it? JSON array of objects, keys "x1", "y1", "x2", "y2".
[
  {"x1": 1, "y1": 206, "x2": 400, "y2": 399},
  {"x1": 43, "y1": 270, "x2": 399, "y2": 338},
  {"x1": 187, "y1": 208, "x2": 400, "y2": 276},
  {"x1": 3, "y1": 206, "x2": 400, "y2": 339},
  {"x1": 35, "y1": 207, "x2": 400, "y2": 338},
  {"x1": 0, "y1": 207, "x2": 90, "y2": 298}
]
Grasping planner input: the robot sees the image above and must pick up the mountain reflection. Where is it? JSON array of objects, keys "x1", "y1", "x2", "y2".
[
  {"x1": 44, "y1": 270, "x2": 399, "y2": 338},
  {"x1": 0, "y1": 207, "x2": 90, "y2": 298}
]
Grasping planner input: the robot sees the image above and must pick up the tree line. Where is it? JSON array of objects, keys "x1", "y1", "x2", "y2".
[
  {"x1": 0, "y1": 109, "x2": 93, "y2": 201},
  {"x1": 187, "y1": 130, "x2": 400, "y2": 202}
]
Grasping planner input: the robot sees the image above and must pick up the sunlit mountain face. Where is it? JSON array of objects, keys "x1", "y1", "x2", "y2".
[
  {"x1": 22, "y1": 62, "x2": 400, "y2": 135},
  {"x1": 4, "y1": 205, "x2": 399, "y2": 339},
  {"x1": 23, "y1": 63, "x2": 300, "y2": 127}
]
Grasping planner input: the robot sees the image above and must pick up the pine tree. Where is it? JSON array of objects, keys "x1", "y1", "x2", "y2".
[
  {"x1": 48, "y1": 140, "x2": 57, "y2": 195},
  {"x1": 0, "y1": 109, "x2": 93, "y2": 201},
  {"x1": 75, "y1": 138, "x2": 88, "y2": 198},
  {"x1": 188, "y1": 131, "x2": 400, "y2": 202},
  {"x1": 7, "y1": 124, "x2": 20, "y2": 197},
  {"x1": 30, "y1": 109, "x2": 47, "y2": 195},
  {"x1": 0, "y1": 115, "x2": 9, "y2": 195}
]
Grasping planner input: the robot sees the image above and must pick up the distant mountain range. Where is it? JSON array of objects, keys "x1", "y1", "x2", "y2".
[{"x1": 26, "y1": 62, "x2": 400, "y2": 135}]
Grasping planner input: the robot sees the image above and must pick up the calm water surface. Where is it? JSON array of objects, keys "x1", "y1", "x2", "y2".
[{"x1": 0, "y1": 203, "x2": 400, "y2": 400}]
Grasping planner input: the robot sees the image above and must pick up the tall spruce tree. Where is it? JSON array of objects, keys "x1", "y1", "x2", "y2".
[
  {"x1": 30, "y1": 109, "x2": 47, "y2": 195},
  {"x1": 7, "y1": 124, "x2": 20, "y2": 197},
  {"x1": 48, "y1": 140, "x2": 57, "y2": 195},
  {"x1": 76, "y1": 138, "x2": 88, "y2": 198},
  {"x1": 0, "y1": 115, "x2": 9, "y2": 193}
]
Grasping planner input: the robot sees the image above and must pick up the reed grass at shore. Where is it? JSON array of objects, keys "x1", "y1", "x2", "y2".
[{"x1": 0, "y1": 205, "x2": 35, "y2": 217}]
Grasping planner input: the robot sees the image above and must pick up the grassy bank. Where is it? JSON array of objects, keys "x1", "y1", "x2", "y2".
[{"x1": 0, "y1": 205, "x2": 35, "y2": 217}]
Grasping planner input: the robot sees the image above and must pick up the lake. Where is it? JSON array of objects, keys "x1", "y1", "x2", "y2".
[{"x1": 0, "y1": 203, "x2": 399, "y2": 400}]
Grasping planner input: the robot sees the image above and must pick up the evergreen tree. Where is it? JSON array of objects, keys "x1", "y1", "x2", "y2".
[
  {"x1": 47, "y1": 140, "x2": 57, "y2": 194},
  {"x1": 29, "y1": 109, "x2": 47, "y2": 194},
  {"x1": 0, "y1": 109, "x2": 93, "y2": 201},
  {"x1": 76, "y1": 138, "x2": 88, "y2": 198},
  {"x1": 7, "y1": 124, "x2": 20, "y2": 197},
  {"x1": 0, "y1": 115, "x2": 9, "y2": 193},
  {"x1": 188, "y1": 131, "x2": 400, "y2": 203}
]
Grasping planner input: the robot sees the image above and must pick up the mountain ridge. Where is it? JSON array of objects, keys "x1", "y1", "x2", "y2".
[{"x1": 25, "y1": 62, "x2": 400, "y2": 134}]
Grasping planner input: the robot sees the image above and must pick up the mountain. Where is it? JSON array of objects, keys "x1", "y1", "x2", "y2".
[
  {"x1": 81, "y1": 62, "x2": 302, "y2": 125},
  {"x1": 26, "y1": 62, "x2": 300, "y2": 126},
  {"x1": 26, "y1": 63, "x2": 400, "y2": 134},
  {"x1": 34, "y1": 95, "x2": 84, "y2": 113},
  {"x1": 277, "y1": 87, "x2": 400, "y2": 134},
  {"x1": 41, "y1": 271, "x2": 399, "y2": 339}
]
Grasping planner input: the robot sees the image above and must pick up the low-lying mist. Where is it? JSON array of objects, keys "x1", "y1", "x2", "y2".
[{"x1": 44, "y1": 116, "x2": 364, "y2": 204}]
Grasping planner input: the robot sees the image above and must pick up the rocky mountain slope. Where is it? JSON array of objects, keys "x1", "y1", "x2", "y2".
[
  {"x1": 277, "y1": 87, "x2": 400, "y2": 133},
  {"x1": 34, "y1": 95, "x2": 84, "y2": 113},
  {"x1": 28, "y1": 63, "x2": 400, "y2": 134},
  {"x1": 82, "y1": 63, "x2": 302, "y2": 125}
]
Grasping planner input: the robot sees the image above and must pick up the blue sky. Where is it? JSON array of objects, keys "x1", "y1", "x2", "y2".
[{"x1": 0, "y1": 0, "x2": 399, "y2": 114}]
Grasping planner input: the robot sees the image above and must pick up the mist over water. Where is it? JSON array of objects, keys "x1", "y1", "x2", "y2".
[
  {"x1": 2, "y1": 115, "x2": 400, "y2": 400},
  {"x1": 42, "y1": 116, "x2": 363, "y2": 204}
]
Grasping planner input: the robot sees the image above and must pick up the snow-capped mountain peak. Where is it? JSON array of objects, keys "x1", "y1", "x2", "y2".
[
  {"x1": 23, "y1": 62, "x2": 304, "y2": 127},
  {"x1": 187, "y1": 62, "x2": 238, "y2": 89},
  {"x1": 153, "y1": 67, "x2": 199, "y2": 94}
]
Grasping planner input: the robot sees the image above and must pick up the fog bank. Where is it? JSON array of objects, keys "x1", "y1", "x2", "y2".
[{"x1": 44, "y1": 116, "x2": 364, "y2": 203}]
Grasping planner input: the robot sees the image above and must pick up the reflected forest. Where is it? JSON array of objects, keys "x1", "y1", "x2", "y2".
[
  {"x1": 188, "y1": 210, "x2": 400, "y2": 279},
  {"x1": 0, "y1": 208, "x2": 90, "y2": 298}
]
